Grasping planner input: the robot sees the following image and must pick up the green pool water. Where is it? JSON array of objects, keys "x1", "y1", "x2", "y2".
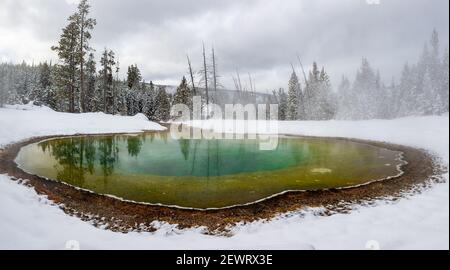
[{"x1": 15, "y1": 133, "x2": 404, "y2": 209}]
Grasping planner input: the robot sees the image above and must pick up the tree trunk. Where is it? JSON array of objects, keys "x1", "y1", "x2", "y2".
[
  {"x1": 202, "y1": 43, "x2": 209, "y2": 106},
  {"x1": 187, "y1": 55, "x2": 196, "y2": 96},
  {"x1": 79, "y1": 13, "x2": 85, "y2": 113},
  {"x1": 212, "y1": 47, "x2": 217, "y2": 93}
]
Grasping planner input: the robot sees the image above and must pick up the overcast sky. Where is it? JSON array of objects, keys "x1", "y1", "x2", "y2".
[{"x1": 0, "y1": 0, "x2": 448, "y2": 92}]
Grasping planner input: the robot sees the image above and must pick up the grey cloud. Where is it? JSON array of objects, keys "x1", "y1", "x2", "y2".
[{"x1": 0, "y1": 0, "x2": 448, "y2": 91}]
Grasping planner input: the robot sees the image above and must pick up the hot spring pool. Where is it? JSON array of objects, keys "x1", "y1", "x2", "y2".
[{"x1": 15, "y1": 133, "x2": 404, "y2": 209}]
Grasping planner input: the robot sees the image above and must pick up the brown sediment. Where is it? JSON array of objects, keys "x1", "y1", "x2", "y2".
[{"x1": 0, "y1": 133, "x2": 446, "y2": 234}]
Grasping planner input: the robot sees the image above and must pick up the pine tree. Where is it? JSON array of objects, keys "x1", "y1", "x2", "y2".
[
  {"x1": 127, "y1": 64, "x2": 142, "y2": 90},
  {"x1": 142, "y1": 81, "x2": 157, "y2": 120},
  {"x1": 112, "y1": 60, "x2": 120, "y2": 114},
  {"x1": 420, "y1": 70, "x2": 439, "y2": 115},
  {"x1": 75, "y1": 0, "x2": 96, "y2": 112},
  {"x1": 50, "y1": 0, "x2": 96, "y2": 113},
  {"x1": 287, "y1": 71, "x2": 300, "y2": 120},
  {"x1": 276, "y1": 88, "x2": 288, "y2": 120},
  {"x1": 318, "y1": 68, "x2": 335, "y2": 120},
  {"x1": 414, "y1": 43, "x2": 434, "y2": 116},
  {"x1": 85, "y1": 53, "x2": 96, "y2": 112},
  {"x1": 336, "y1": 76, "x2": 352, "y2": 119},
  {"x1": 0, "y1": 64, "x2": 7, "y2": 107},
  {"x1": 33, "y1": 62, "x2": 53, "y2": 105},
  {"x1": 52, "y1": 19, "x2": 81, "y2": 113},
  {"x1": 98, "y1": 49, "x2": 116, "y2": 114},
  {"x1": 441, "y1": 49, "x2": 449, "y2": 113},
  {"x1": 428, "y1": 30, "x2": 445, "y2": 114},
  {"x1": 303, "y1": 62, "x2": 335, "y2": 120},
  {"x1": 39, "y1": 62, "x2": 52, "y2": 91},
  {"x1": 396, "y1": 63, "x2": 412, "y2": 116},
  {"x1": 303, "y1": 62, "x2": 319, "y2": 119},
  {"x1": 154, "y1": 86, "x2": 171, "y2": 121},
  {"x1": 352, "y1": 58, "x2": 380, "y2": 119},
  {"x1": 173, "y1": 76, "x2": 192, "y2": 109}
]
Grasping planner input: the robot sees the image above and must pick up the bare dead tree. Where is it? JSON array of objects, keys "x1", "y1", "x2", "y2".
[
  {"x1": 296, "y1": 53, "x2": 309, "y2": 88},
  {"x1": 296, "y1": 54, "x2": 308, "y2": 120},
  {"x1": 248, "y1": 72, "x2": 253, "y2": 93},
  {"x1": 236, "y1": 69, "x2": 243, "y2": 93},
  {"x1": 202, "y1": 42, "x2": 209, "y2": 105},
  {"x1": 212, "y1": 47, "x2": 217, "y2": 93},
  {"x1": 290, "y1": 62, "x2": 296, "y2": 74},
  {"x1": 232, "y1": 76, "x2": 239, "y2": 92},
  {"x1": 186, "y1": 54, "x2": 196, "y2": 95}
]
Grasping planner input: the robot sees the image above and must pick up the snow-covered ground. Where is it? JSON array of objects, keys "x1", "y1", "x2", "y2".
[{"x1": 0, "y1": 104, "x2": 448, "y2": 250}]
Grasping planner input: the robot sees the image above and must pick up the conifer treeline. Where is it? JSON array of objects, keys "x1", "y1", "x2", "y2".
[
  {"x1": 273, "y1": 62, "x2": 335, "y2": 121},
  {"x1": 0, "y1": 0, "x2": 171, "y2": 122},
  {"x1": 273, "y1": 30, "x2": 449, "y2": 120},
  {"x1": 336, "y1": 31, "x2": 448, "y2": 120}
]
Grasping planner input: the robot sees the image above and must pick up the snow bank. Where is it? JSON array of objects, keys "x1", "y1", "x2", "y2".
[
  {"x1": 0, "y1": 104, "x2": 166, "y2": 148},
  {"x1": 0, "y1": 105, "x2": 448, "y2": 250},
  {"x1": 188, "y1": 115, "x2": 449, "y2": 163}
]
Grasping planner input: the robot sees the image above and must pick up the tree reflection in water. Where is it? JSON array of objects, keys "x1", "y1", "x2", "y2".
[
  {"x1": 37, "y1": 133, "x2": 284, "y2": 184},
  {"x1": 127, "y1": 136, "x2": 143, "y2": 157},
  {"x1": 39, "y1": 136, "x2": 120, "y2": 188},
  {"x1": 39, "y1": 137, "x2": 96, "y2": 187}
]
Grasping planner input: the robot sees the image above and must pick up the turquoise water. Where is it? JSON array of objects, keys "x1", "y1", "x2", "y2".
[{"x1": 16, "y1": 133, "x2": 403, "y2": 208}]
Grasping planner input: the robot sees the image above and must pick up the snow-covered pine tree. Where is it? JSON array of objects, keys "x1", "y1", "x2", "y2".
[
  {"x1": 0, "y1": 62, "x2": 42, "y2": 107},
  {"x1": 382, "y1": 77, "x2": 397, "y2": 119},
  {"x1": 39, "y1": 63, "x2": 52, "y2": 94},
  {"x1": 125, "y1": 88, "x2": 136, "y2": 116},
  {"x1": 276, "y1": 88, "x2": 288, "y2": 120},
  {"x1": 441, "y1": 49, "x2": 449, "y2": 113},
  {"x1": 412, "y1": 44, "x2": 434, "y2": 116},
  {"x1": 74, "y1": 0, "x2": 96, "y2": 112},
  {"x1": 397, "y1": 31, "x2": 449, "y2": 117},
  {"x1": 0, "y1": 64, "x2": 7, "y2": 107},
  {"x1": 352, "y1": 58, "x2": 380, "y2": 119},
  {"x1": 98, "y1": 49, "x2": 116, "y2": 114},
  {"x1": 117, "y1": 80, "x2": 128, "y2": 116},
  {"x1": 123, "y1": 64, "x2": 143, "y2": 115},
  {"x1": 85, "y1": 53, "x2": 96, "y2": 112},
  {"x1": 16, "y1": 61, "x2": 32, "y2": 104},
  {"x1": 303, "y1": 63, "x2": 320, "y2": 119},
  {"x1": 428, "y1": 30, "x2": 445, "y2": 115},
  {"x1": 287, "y1": 71, "x2": 300, "y2": 120},
  {"x1": 52, "y1": 19, "x2": 81, "y2": 113},
  {"x1": 32, "y1": 62, "x2": 57, "y2": 109},
  {"x1": 173, "y1": 76, "x2": 192, "y2": 110},
  {"x1": 154, "y1": 86, "x2": 171, "y2": 122},
  {"x1": 396, "y1": 63, "x2": 413, "y2": 117},
  {"x1": 142, "y1": 81, "x2": 157, "y2": 120},
  {"x1": 336, "y1": 76, "x2": 352, "y2": 119},
  {"x1": 317, "y1": 67, "x2": 335, "y2": 120},
  {"x1": 112, "y1": 60, "x2": 121, "y2": 114},
  {"x1": 127, "y1": 64, "x2": 142, "y2": 90},
  {"x1": 420, "y1": 69, "x2": 439, "y2": 115},
  {"x1": 302, "y1": 63, "x2": 335, "y2": 120}
]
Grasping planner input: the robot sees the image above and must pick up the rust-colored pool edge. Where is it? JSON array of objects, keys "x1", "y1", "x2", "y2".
[{"x1": 0, "y1": 133, "x2": 446, "y2": 234}]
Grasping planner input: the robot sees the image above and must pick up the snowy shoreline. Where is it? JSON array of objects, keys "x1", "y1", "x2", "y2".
[{"x1": 0, "y1": 105, "x2": 448, "y2": 250}]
